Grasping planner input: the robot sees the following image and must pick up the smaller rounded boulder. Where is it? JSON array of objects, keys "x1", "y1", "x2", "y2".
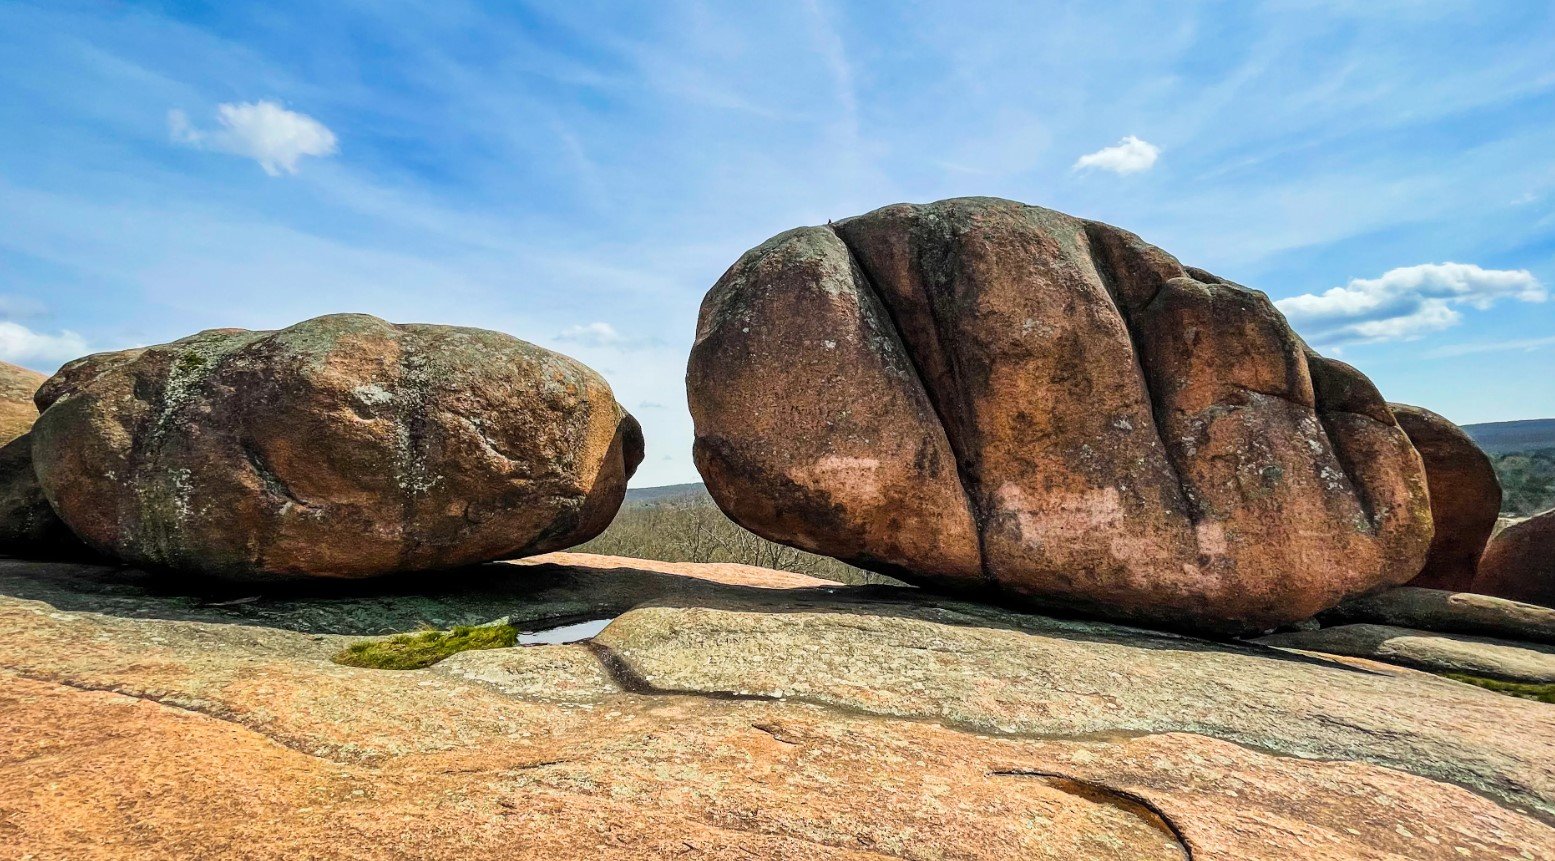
[
  {"x1": 1391, "y1": 404, "x2": 1501, "y2": 591},
  {"x1": 31, "y1": 314, "x2": 643, "y2": 580},
  {"x1": 1475, "y1": 511, "x2": 1555, "y2": 609}
]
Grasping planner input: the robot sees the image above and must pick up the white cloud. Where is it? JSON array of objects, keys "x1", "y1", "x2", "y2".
[
  {"x1": 1277, "y1": 262, "x2": 1546, "y2": 347},
  {"x1": 556, "y1": 321, "x2": 622, "y2": 346},
  {"x1": 1072, "y1": 135, "x2": 1160, "y2": 175},
  {"x1": 170, "y1": 101, "x2": 338, "y2": 176},
  {"x1": 0, "y1": 321, "x2": 88, "y2": 368}
]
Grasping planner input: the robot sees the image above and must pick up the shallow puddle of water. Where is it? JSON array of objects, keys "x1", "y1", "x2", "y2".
[{"x1": 516, "y1": 617, "x2": 616, "y2": 645}]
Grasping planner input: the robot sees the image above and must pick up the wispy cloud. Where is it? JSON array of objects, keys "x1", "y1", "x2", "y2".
[
  {"x1": 1425, "y1": 334, "x2": 1555, "y2": 359},
  {"x1": 1073, "y1": 135, "x2": 1161, "y2": 175},
  {"x1": 556, "y1": 321, "x2": 622, "y2": 346},
  {"x1": 803, "y1": 0, "x2": 859, "y2": 139},
  {"x1": 554, "y1": 321, "x2": 669, "y2": 353},
  {"x1": 170, "y1": 100, "x2": 337, "y2": 175},
  {"x1": 1277, "y1": 263, "x2": 1546, "y2": 347}
]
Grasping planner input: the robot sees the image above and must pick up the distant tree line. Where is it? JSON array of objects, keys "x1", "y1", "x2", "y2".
[
  {"x1": 1492, "y1": 448, "x2": 1555, "y2": 518},
  {"x1": 577, "y1": 493, "x2": 903, "y2": 586}
]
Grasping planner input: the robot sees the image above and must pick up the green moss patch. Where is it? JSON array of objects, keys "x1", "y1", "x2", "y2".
[
  {"x1": 333, "y1": 624, "x2": 518, "y2": 670},
  {"x1": 1443, "y1": 673, "x2": 1555, "y2": 704}
]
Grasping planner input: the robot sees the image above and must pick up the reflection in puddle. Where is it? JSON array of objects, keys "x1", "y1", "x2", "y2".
[{"x1": 516, "y1": 617, "x2": 616, "y2": 645}]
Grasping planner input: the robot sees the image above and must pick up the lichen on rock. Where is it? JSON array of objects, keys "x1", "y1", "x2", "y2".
[{"x1": 333, "y1": 623, "x2": 520, "y2": 669}]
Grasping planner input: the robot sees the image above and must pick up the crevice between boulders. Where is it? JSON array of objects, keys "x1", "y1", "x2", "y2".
[
  {"x1": 1079, "y1": 222, "x2": 1203, "y2": 532},
  {"x1": 1300, "y1": 354, "x2": 1396, "y2": 535},
  {"x1": 825, "y1": 224, "x2": 996, "y2": 590},
  {"x1": 1314, "y1": 412, "x2": 1381, "y2": 530}
]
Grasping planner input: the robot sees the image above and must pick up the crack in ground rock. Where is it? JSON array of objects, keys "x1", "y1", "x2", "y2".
[
  {"x1": 990, "y1": 768, "x2": 1193, "y2": 860},
  {"x1": 582, "y1": 631, "x2": 1553, "y2": 827},
  {"x1": 4, "y1": 669, "x2": 348, "y2": 764},
  {"x1": 750, "y1": 722, "x2": 801, "y2": 745}
]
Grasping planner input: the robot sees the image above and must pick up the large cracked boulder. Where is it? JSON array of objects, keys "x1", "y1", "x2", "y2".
[
  {"x1": 688, "y1": 197, "x2": 1433, "y2": 633},
  {"x1": 31, "y1": 314, "x2": 643, "y2": 580},
  {"x1": 1390, "y1": 404, "x2": 1500, "y2": 591},
  {"x1": 1476, "y1": 510, "x2": 1555, "y2": 608},
  {"x1": 0, "y1": 360, "x2": 46, "y2": 445}
]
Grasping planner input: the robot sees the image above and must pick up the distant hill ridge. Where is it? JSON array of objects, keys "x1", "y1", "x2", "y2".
[
  {"x1": 624, "y1": 482, "x2": 708, "y2": 504},
  {"x1": 1462, "y1": 418, "x2": 1555, "y2": 455},
  {"x1": 625, "y1": 417, "x2": 1555, "y2": 501}
]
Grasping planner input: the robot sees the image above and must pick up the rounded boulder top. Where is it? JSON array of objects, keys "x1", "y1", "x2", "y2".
[
  {"x1": 31, "y1": 313, "x2": 643, "y2": 580},
  {"x1": 1475, "y1": 509, "x2": 1555, "y2": 608},
  {"x1": 687, "y1": 196, "x2": 1434, "y2": 634},
  {"x1": 1390, "y1": 403, "x2": 1501, "y2": 592}
]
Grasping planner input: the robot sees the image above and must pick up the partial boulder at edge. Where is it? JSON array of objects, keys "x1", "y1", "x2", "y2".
[
  {"x1": 0, "y1": 433, "x2": 89, "y2": 560},
  {"x1": 1475, "y1": 509, "x2": 1555, "y2": 608},
  {"x1": 1390, "y1": 404, "x2": 1500, "y2": 591},
  {"x1": 1257, "y1": 623, "x2": 1555, "y2": 684},
  {"x1": 688, "y1": 197, "x2": 1433, "y2": 634},
  {"x1": 31, "y1": 313, "x2": 643, "y2": 580},
  {"x1": 0, "y1": 360, "x2": 45, "y2": 446},
  {"x1": 1320, "y1": 586, "x2": 1555, "y2": 646}
]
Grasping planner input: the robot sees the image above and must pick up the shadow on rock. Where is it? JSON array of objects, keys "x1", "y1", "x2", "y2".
[
  {"x1": 0, "y1": 554, "x2": 843, "y2": 636},
  {"x1": 0, "y1": 553, "x2": 1387, "y2": 678}
]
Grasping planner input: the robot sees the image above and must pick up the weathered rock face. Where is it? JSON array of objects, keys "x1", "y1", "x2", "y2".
[
  {"x1": 31, "y1": 314, "x2": 643, "y2": 580},
  {"x1": 1, "y1": 553, "x2": 1551, "y2": 858},
  {"x1": 0, "y1": 433, "x2": 89, "y2": 559},
  {"x1": 1390, "y1": 404, "x2": 1501, "y2": 590},
  {"x1": 688, "y1": 197, "x2": 1433, "y2": 633},
  {"x1": 1476, "y1": 510, "x2": 1555, "y2": 608},
  {"x1": 0, "y1": 359, "x2": 45, "y2": 445}
]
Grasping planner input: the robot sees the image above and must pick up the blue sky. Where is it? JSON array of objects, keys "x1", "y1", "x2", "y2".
[{"x1": 1, "y1": 0, "x2": 1552, "y2": 486}]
